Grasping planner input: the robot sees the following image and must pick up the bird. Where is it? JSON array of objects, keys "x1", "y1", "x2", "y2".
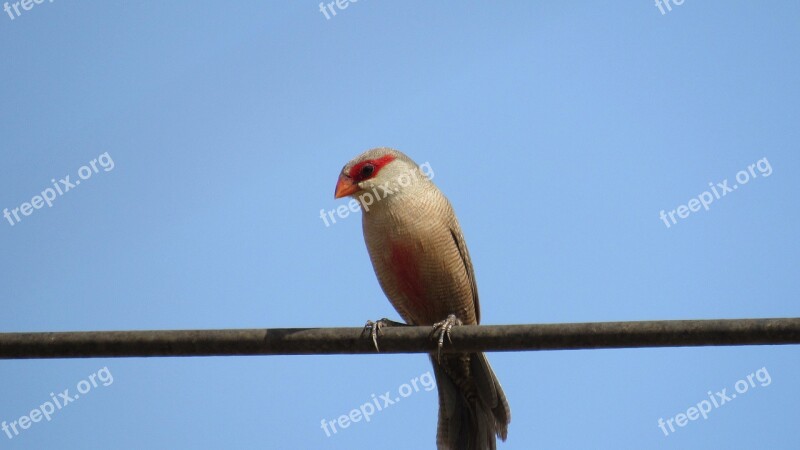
[{"x1": 334, "y1": 147, "x2": 510, "y2": 450}]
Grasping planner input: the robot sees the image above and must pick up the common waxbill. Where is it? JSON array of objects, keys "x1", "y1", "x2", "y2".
[{"x1": 334, "y1": 148, "x2": 510, "y2": 450}]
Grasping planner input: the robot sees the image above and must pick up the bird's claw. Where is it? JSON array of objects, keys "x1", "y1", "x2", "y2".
[
  {"x1": 362, "y1": 320, "x2": 383, "y2": 352},
  {"x1": 432, "y1": 314, "x2": 462, "y2": 363},
  {"x1": 362, "y1": 318, "x2": 405, "y2": 352}
]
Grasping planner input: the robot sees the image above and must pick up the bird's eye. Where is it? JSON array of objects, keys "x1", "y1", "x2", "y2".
[{"x1": 360, "y1": 164, "x2": 375, "y2": 178}]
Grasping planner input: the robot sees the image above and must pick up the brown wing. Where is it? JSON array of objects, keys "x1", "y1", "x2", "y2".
[{"x1": 449, "y1": 224, "x2": 480, "y2": 325}]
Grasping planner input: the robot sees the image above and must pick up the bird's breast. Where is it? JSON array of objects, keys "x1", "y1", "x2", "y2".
[
  {"x1": 361, "y1": 192, "x2": 473, "y2": 325},
  {"x1": 385, "y1": 240, "x2": 431, "y2": 319}
]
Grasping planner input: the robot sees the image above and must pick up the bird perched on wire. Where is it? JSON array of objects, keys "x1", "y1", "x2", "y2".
[{"x1": 334, "y1": 147, "x2": 510, "y2": 450}]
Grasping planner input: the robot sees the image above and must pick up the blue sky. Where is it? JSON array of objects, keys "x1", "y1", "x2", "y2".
[{"x1": 1, "y1": 1, "x2": 798, "y2": 448}]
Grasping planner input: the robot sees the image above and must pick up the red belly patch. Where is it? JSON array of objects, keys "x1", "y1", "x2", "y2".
[{"x1": 388, "y1": 241, "x2": 430, "y2": 318}]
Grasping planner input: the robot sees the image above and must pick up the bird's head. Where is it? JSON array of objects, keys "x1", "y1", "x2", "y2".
[{"x1": 334, "y1": 148, "x2": 425, "y2": 201}]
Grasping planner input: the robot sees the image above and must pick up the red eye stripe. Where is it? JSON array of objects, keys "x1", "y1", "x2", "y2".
[{"x1": 348, "y1": 154, "x2": 396, "y2": 181}]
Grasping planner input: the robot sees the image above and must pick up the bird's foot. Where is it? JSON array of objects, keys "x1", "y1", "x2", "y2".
[
  {"x1": 362, "y1": 318, "x2": 406, "y2": 352},
  {"x1": 431, "y1": 314, "x2": 462, "y2": 363}
]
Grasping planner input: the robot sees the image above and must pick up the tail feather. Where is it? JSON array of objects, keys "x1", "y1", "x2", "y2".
[
  {"x1": 471, "y1": 353, "x2": 510, "y2": 440},
  {"x1": 430, "y1": 352, "x2": 511, "y2": 450}
]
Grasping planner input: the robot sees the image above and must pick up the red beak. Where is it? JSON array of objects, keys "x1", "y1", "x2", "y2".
[{"x1": 334, "y1": 174, "x2": 359, "y2": 199}]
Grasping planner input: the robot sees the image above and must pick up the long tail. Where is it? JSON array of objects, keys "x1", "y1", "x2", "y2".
[{"x1": 430, "y1": 352, "x2": 511, "y2": 450}]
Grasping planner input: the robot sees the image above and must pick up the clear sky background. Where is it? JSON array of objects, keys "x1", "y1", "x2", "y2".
[{"x1": 1, "y1": 1, "x2": 798, "y2": 449}]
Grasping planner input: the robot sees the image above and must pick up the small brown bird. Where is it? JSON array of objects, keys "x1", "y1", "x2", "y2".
[{"x1": 334, "y1": 148, "x2": 510, "y2": 450}]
